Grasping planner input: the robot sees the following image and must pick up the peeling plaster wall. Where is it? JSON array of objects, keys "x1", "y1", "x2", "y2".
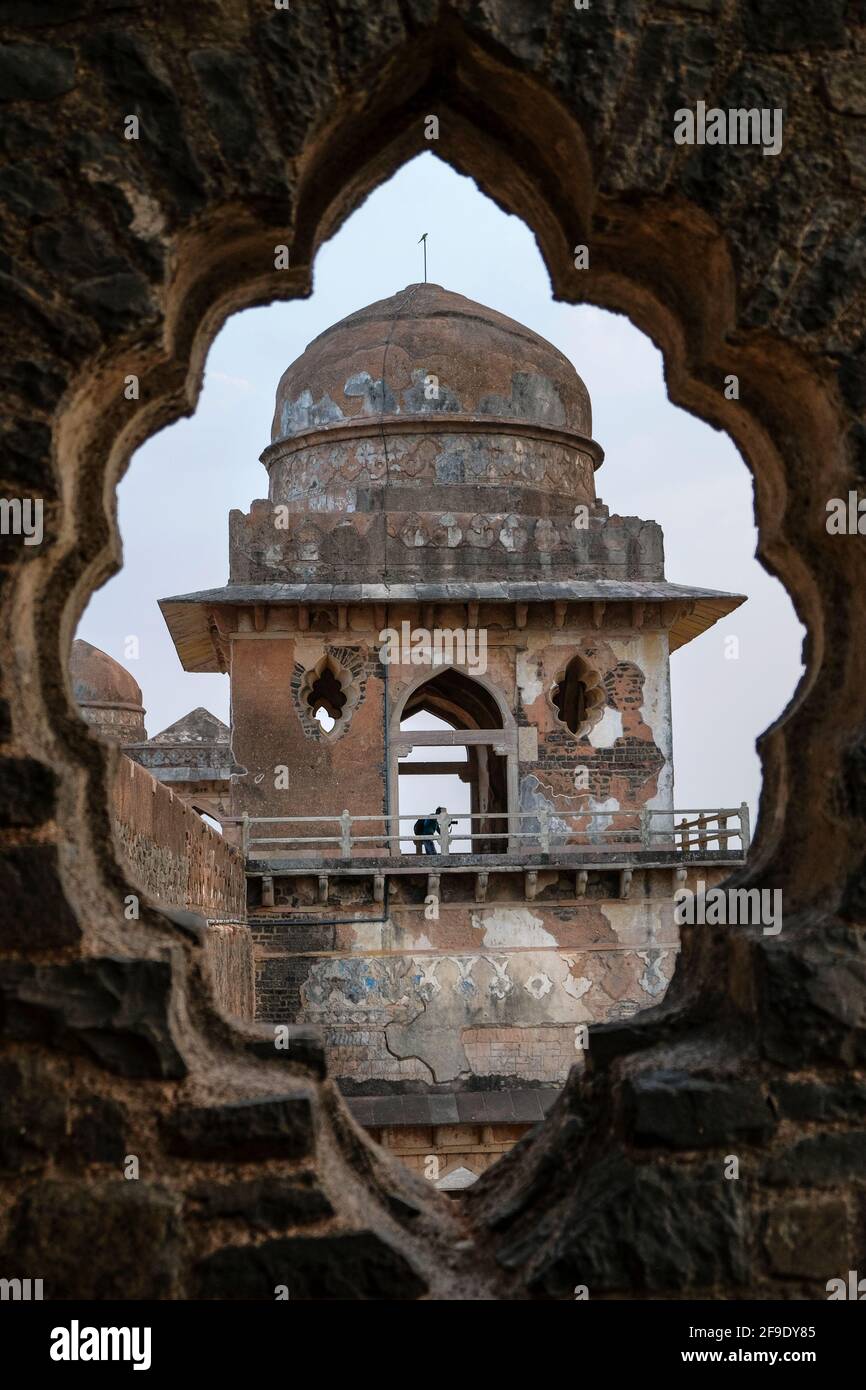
[
  {"x1": 229, "y1": 497, "x2": 663, "y2": 585},
  {"x1": 244, "y1": 609, "x2": 683, "y2": 1088},
  {"x1": 251, "y1": 866, "x2": 746, "y2": 1089},
  {"x1": 234, "y1": 613, "x2": 673, "y2": 833},
  {"x1": 516, "y1": 627, "x2": 673, "y2": 826},
  {"x1": 255, "y1": 930, "x2": 677, "y2": 1086}
]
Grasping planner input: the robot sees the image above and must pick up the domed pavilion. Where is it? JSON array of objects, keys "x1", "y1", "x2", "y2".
[{"x1": 159, "y1": 285, "x2": 748, "y2": 1183}]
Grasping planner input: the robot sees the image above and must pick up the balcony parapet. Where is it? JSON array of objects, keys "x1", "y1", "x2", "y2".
[
  {"x1": 235, "y1": 805, "x2": 750, "y2": 861},
  {"x1": 234, "y1": 806, "x2": 749, "y2": 908}
]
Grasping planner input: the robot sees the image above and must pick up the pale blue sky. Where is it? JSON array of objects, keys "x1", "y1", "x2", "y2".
[{"x1": 77, "y1": 153, "x2": 804, "y2": 833}]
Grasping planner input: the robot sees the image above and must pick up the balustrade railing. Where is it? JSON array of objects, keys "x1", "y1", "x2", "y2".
[{"x1": 232, "y1": 803, "x2": 750, "y2": 861}]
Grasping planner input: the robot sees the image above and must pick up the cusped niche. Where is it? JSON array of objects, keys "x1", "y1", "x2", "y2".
[
  {"x1": 298, "y1": 654, "x2": 359, "y2": 738},
  {"x1": 551, "y1": 653, "x2": 607, "y2": 738}
]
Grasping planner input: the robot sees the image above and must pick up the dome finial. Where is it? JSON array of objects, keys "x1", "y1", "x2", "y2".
[{"x1": 417, "y1": 232, "x2": 428, "y2": 283}]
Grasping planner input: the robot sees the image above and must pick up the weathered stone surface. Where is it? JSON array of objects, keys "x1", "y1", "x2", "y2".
[
  {"x1": 0, "y1": 0, "x2": 863, "y2": 1303},
  {"x1": 0, "y1": 845, "x2": 80, "y2": 947},
  {"x1": 823, "y1": 59, "x2": 866, "y2": 114},
  {"x1": 68, "y1": 1095, "x2": 128, "y2": 1165},
  {"x1": 623, "y1": 1071, "x2": 777, "y2": 1148},
  {"x1": 1, "y1": 353, "x2": 66, "y2": 411},
  {"x1": 0, "y1": 41, "x2": 75, "y2": 99},
  {"x1": 110, "y1": 753, "x2": 246, "y2": 923},
  {"x1": 3, "y1": 1181, "x2": 182, "y2": 1299},
  {"x1": 251, "y1": 11, "x2": 342, "y2": 160},
  {"x1": 496, "y1": 1157, "x2": 750, "y2": 1297},
  {"x1": 764, "y1": 1132, "x2": 866, "y2": 1187},
  {"x1": 0, "y1": 161, "x2": 64, "y2": 218},
  {"x1": 70, "y1": 270, "x2": 156, "y2": 328},
  {"x1": 187, "y1": 1174, "x2": 333, "y2": 1229},
  {"x1": 741, "y1": 0, "x2": 849, "y2": 52},
  {"x1": 161, "y1": 1095, "x2": 314, "y2": 1160},
  {"x1": 0, "y1": 1054, "x2": 66, "y2": 1173},
  {"x1": 195, "y1": 1231, "x2": 427, "y2": 1300},
  {"x1": 0, "y1": 755, "x2": 57, "y2": 827},
  {"x1": 0, "y1": 958, "x2": 186, "y2": 1077},
  {"x1": 188, "y1": 48, "x2": 284, "y2": 196},
  {"x1": 840, "y1": 124, "x2": 866, "y2": 191},
  {"x1": 758, "y1": 925, "x2": 866, "y2": 1067},
  {"x1": 247, "y1": 1026, "x2": 327, "y2": 1077},
  {"x1": 83, "y1": 31, "x2": 207, "y2": 219},
  {"x1": 772, "y1": 1078, "x2": 866, "y2": 1121},
  {"x1": 762, "y1": 1199, "x2": 849, "y2": 1280}
]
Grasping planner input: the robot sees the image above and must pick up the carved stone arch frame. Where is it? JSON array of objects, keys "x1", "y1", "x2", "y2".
[
  {"x1": 3, "y1": 6, "x2": 861, "y2": 1299},
  {"x1": 548, "y1": 649, "x2": 608, "y2": 740},
  {"x1": 296, "y1": 650, "x2": 360, "y2": 740}
]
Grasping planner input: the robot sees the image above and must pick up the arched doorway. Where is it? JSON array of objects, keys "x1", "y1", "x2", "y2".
[{"x1": 392, "y1": 668, "x2": 513, "y2": 855}]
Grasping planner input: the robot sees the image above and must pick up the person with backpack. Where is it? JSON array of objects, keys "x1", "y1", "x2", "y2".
[{"x1": 413, "y1": 807, "x2": 452, "y2": 854}]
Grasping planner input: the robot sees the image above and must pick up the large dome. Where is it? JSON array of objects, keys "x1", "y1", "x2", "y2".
[
  {"x1": 261, "y1": 284, "x2": 602, "y2": 525},
  {"x1": 270, "y1": 283, "x2": 594, "y2": 444}
]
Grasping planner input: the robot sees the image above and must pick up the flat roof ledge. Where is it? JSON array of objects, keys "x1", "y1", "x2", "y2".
[{"x1": 159, "y1": 581, "x2": 746, "y2": 671}]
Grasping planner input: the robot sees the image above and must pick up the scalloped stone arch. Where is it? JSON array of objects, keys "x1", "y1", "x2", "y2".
[
  {"x1": 550, "y1": 651, "x2": 607, "y2": 739},
  {"x1": 297, "y1": 652, "x2": 360, "y2": 739},
  {"x1": 2, "y1": 4, "x2": 862, "y2": 1302}
]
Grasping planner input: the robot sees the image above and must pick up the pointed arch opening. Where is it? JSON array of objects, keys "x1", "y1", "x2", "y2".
[
  {"x1": 551, "y1": 653, "x2": 607, "y2": 739},
  {"x1": 393, "y1": 668, "x2": 513, "y2": 855}
]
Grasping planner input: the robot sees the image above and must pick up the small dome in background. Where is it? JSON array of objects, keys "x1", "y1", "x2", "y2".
[{"x1": 70, "y1": 639, "x2": 146, "y2": 744}]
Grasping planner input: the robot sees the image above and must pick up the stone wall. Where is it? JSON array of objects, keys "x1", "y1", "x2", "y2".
[
  {"x1": 111, "y1": 755, "x2": 246, "y2": 920},
  {"x1": 242, "y1": 604, "x2": 682, "y2": 1092},
  {"x1": 252, "y1": 869, "x2": 739, "y2": 1090},
  {"x1": 2, "y1": 0, "x2": 865, "y2": 1300},
  {"x1": 231, "y1": 611, "x2": 673, "y2": 826},
  {"x1": 203, "y1": 920, "x2": 255, "y2": 1021},
  {"x1": 110, "y1": 756, "x2": 253, "y2": 1020},
  {"x1": 368, "y1": 1121, "x2": 535, "y2": 1184},
  {"x1": 229, "y1": 496, "x2": 665, "y2": 584}
]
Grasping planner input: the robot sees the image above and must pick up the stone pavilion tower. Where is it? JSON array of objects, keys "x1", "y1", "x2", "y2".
[{"x1": 160, "y1": 285, "x2": 747, "y2": 1186}]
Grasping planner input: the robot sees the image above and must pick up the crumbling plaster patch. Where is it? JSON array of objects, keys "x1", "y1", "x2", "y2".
[
  {"x1": 470, "y1": 906, "x2": 557, "y2": 947},
  {"x1": 516, "y1": 650, "x2": 545, "y2": 706},
  {"x1": 587, "y1": 705, "x2": 624, "y2": 747}
]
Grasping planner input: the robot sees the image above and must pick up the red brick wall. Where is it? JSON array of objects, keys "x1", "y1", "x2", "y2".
[{"x1": 111, "y1": 755, "x2": 246, "y2": 920}]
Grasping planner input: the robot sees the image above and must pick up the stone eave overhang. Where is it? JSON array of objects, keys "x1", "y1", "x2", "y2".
[
  {"x1": 260, "y1": 412, "x2": 605, "y2": 471},
  {"x1": 159, "y1": 580, "x2": 745, "y2": 672},
  {"x1": 145, "y1": 767, "x2": 232, "y2": 784}
]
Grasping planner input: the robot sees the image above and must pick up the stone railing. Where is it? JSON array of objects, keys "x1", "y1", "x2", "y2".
[{"x1": 236, "y1": 804, "x2": 750, "y2": 863}]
